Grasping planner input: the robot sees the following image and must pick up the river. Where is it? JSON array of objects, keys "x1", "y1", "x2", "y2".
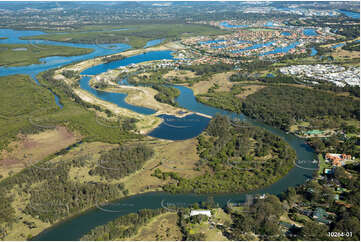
[
  {"x1": 35, "y1": 51, "x2": 317, "y2": 240},
  {"x1": 0, "y1": 28, "x2": 317, "y2": 241}
]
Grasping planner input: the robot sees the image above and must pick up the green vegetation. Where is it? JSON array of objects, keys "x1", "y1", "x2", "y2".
[
  {"x1": 89, "y1": 144, "x2": 154, "y2": 180},
  {"x1": 151, "y1": 84, "x2": 180, "y2": 107},
  {"x1": 0, "y1": 75, "x2": 58, "y2": 150},
  {"x1": 23, "y1": 162, "x2": 125, "y2": 223},
  {"x1": 152, "y1": 115, "x2": 296, "y2": 193},
  {"x1": 308, "y1": 136, "x2": 360, "y2": 158},
  {"x1": 280, "y1": 163, "x2": 360, "y2": 240},
  {"x1": 342, "y1": 41, "x2": 360, "y2": 51},
  {"x1": 242, "y1": 86, "x2": 359, "y2": 131},
  {"x1": 22, "y1": 24, "x2": 226, "y2": 49},
  {"x1": 80, "y1": 209, "x2": 166, "y2": 240},
  {"x1": 0, "y1": 70, "x2": 143, "y2": 154},
  {"x1": 228, "y1": 195, "x2": 286, "y2": 240},
  {"x1": 0, "y1": 44, "x2": 93, "y2": 67},
  {"x1": 198, "y1": 85, "x2": 359, "y2": 131},
  {"x1": 35, "y1": 70, "x2": 141, "y2": 143}
]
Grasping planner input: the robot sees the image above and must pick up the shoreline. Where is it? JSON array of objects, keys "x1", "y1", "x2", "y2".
[{"x1": 9, "y1": 40, "x2": 314, "y2": 241}]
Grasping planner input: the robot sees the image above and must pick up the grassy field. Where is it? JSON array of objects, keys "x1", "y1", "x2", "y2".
[
  {"x1": 0, "y1": 73, "x2": 143, "y2": 160},
  {"x1": 21, "y1": 23, "x2": 227, "y2": 49},
  {"x1": 0, "y1": 74, "x2": 59, "y2": 151},
  {"x1": 0, "y1": 44, "x2": 93, "y2": 67}
]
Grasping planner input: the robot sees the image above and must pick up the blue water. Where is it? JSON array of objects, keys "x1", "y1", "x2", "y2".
[
  {"x1": 260, "y1": 41, "x2": 300, "y2": 56},
  {"x1": 31, "y1": 74, "x2": 64, "y2": 109},
  {"x1": 79, "y1": 50, "x2": 176, "y2": 116},
  {"x1": 232, "y1": 41, "x2": 274, "y2": 53},
  {"x1": 338, "y1": 10, "x2": 360, "y2": 19},
  {"x1": 281, "y1": 31, "x2": 291, "y2": 36},
  {"x1": 144, "y1": 38, "x2": 164, "y2": 48},
  {"x1": 81, "y1": 50, "x2": 173, "y2": 76},
  {"x1": 0, "y1": 29, "x2": 131, "y2": 78},
  {"x1": 79, "y1": 76, "x2": 155, "y2": 115},
  {"x1": 148, "y1": 114, "x2": 210, "y2": 140},
  {"x1": 331, "y1": 43, "x2": 345, "y2": 48},
  {"x1": 267, "y1": 73, "x2": 275, "y2": 78},
  {"x1": 264, "y1": 21, "x2": 274, "y2": 27},
  {"x1": 220, "y1": 22, "x2": 248, "y2": 28},
  {"x1": 35, "y1": 59, "x2": 317, "y2": 241},
  {"x1": 304, "y1": 29, "x2": 318, "y2": 36},
  {"x1": 310, "y1": 47, "x2": 318, "y2": 56},
  {"x1": 0, "y1": 27, "x2": 317, "y2": 241}
]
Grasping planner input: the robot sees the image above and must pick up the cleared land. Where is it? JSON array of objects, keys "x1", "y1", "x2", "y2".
[
  {"x1": 0, "y1": 44, "x2": 93, "y2": 67},
  {"x1": 0, "y1": 126, "x2": 80, "y2": 181},
  {"x1": 164, "y1": 70, "x2": 198, "y2": 81},
  {"x1": 64, "y1": 138, "x2": 203, "y2": 195},
  {"x1": 191, "y1": 71, "x2": 236, "y2": 95},
  {"x1": 126, "y1": 212, "x2": 182, "y2": 241}
]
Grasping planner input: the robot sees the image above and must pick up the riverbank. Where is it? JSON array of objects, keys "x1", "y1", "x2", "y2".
[
  {"x1": 2, "y1": 42, "x2": 317, "y2": 242},
  {"x1": 0, "y1": 43, "x2": 93, "y2": 67}
]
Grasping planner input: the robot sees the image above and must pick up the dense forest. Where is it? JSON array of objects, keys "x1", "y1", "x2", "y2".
[
  {"x1": 80, "y1": 209, "x2": 166, "y2": 240},
  {"x1": 198, "y1": 85, "x2": 360, "y2": 131},
  {"x1": 151, "y1": 84, "x2": 180, "y2": 107},
  {"x1": 89, "y1": 144, "x2": 154, "y2": 180},
  {"x1": 242, "y1": 86, "x2": 360, "y2": 131},
  {"x1": 152, "y1": 115, "x2": 296, "y2": 193},
  {"x1": 308, "y1": 135, "x2": 360, "y2": 158},
  {"x1": 0, "y1": 154, "x2": 126, "y2": 233},
  {"x1": 180, "y1": 63, "x2": 234, "y2": 75},
  {"x1": 228, "y1": 195, "x2": 286, "y2": 240}
]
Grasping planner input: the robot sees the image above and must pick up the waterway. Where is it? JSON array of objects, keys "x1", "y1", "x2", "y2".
[
  {"x1": 331, "y1": 43, "x2": 345, "y2": 49},
  {"x1": 310, "y1": 47, "x2": 318, "y2": 56},
  {"x1": 35, "y1": 50, "x2": 316, "y2": 240},
  {"x1": 220, "y1": 22, "x2": 248, "y2": 28},
  {"x1": 0, "y1": 28, "x2": 317, "y2": 241},
  {"x1": 338, "y1": 9, "x2": 360, "y2": 19},
  {"x1": 303, "y1": 28, "x2": 318, "y2": 36}
]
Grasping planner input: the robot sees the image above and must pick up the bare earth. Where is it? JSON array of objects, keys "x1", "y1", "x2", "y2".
[
  {"x1": 192, "y1": 71, "x2": 236, "y2": 95},
  {"x1": 0, "y1": 126, "x2": 80, "y2": 181}
]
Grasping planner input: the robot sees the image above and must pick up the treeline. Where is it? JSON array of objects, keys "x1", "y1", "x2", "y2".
[
  {"x1": 180, "y1": 63, "x2": 233, "y2": 75},
  {"x1": 313, "y1": 83, "x2": 360, "y2": 98},
  {"x1": 229, "y1": 72, "x2": 297, "y2": 84},
  {"x1": 89, "y1": 144, "x2": 154, "y2": 180},
  {"x1": 152, "y1": 84, "x2": 180, "y2": 107},
  {"x1": 80, "y1": 209, "x2": 166, "y2": 240},
  {"x1": 198, "y1": 85, "x2": 360, "y2": 131},
  {"x1": 242, "y1": 86, "x2": 360, "y2": 131},
  {"x1": 101, "y1": 54, "x2": 125, "y2": 63},
  {"x1": 61, "y1": 70, "x2": 80, "y2": 80},
  {"x1": 279, "y1": 164, "x2": 360, "y2": 241},
  {"x1": 228, "y1": 195, "x2": 286, "y2": 240},
  {"x1": 0, "y1": 156, "x2": 125, "y2": 225},
  {"x1": 0, "y1": 193, "x2": 15, "y2": 240},
  {"x1": 153, "y1": 115, "x2": 296, "y2": 193},
  {"x1": 342, "y1": 41, "x2": 360, "y2": 52},
  {"x1": 308, "y1": 136, "x2": 360, "y2": 158},
  {"x1": 335, "y1": 25, "x2": 360, "y2": 39}
]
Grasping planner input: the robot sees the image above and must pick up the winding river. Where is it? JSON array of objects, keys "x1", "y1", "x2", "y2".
[{"x1": 0, "y1": 28, "x2": 317, "y2": 240}]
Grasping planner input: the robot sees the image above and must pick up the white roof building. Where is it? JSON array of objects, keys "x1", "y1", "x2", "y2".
[{"x1": 190, "y1": 210, "x2": 212, "y2": 217}]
